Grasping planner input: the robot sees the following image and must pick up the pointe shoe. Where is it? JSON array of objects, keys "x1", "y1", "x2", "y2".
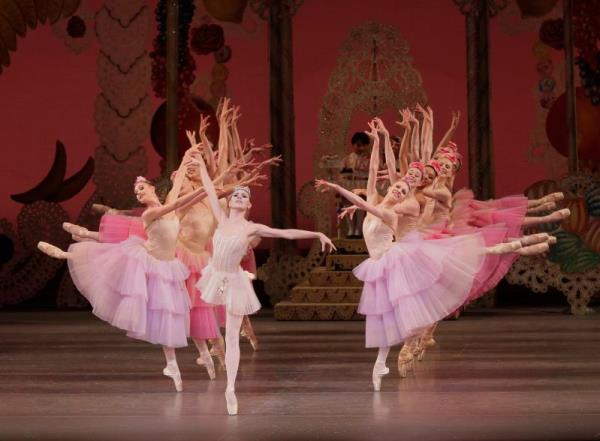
[
  {"x1": 209, "y1": 337, "x2": 226, "y2": 370},
  {"x1": 548, "y1": 208, "x2": 571, "y2": 222},
  {"x1": 372, "y1": 363, "x2": 389, "y2": 392},
  {"x1": 518, "y1": 233, "x2": 549, "y2": 247},
  {"x1": 486, "y1": 240, "x2": 522, "y2": 254},
  {"x1": 163, "y1": 365, "x2": 183, "y2": 392},
  {"x1": 241, "y1": 318, "x2": 258, "y2": 351},
  {"x1": 398, "y1": 352, "x2": 413, "y2": 378},
  {"x1": 197, "y1": 353, "x2": 216, "y2": 380},
  {"x1": 545, "y1": 192, "x2": 564, "y2": 203},
  {"x1": 225, "y1": 388, "x2": 238, "y2": 415},
  {"x1": 516, "y1": 242, "x2": 549, "y2": 256},
  {"x1": 547, "y1": 235, "x2": 557, "y2": 245},
  {"x1": 62, "y1": 222, "x2": 90, "y2": 238},
  {"x1": 37, "y1": 241, "x2": 68, "y2": 259}
]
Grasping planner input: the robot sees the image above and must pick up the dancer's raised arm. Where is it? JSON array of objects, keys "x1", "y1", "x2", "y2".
[
  {"x1": 366, "y1": 121, "x2": 381, "y2": 204},
  {"x1": 435, "y1": 111, "x2": 460, "y2": 153},
  {"x1": 197, "y1": 114, "x2": 218, "y2": 177},
  {"x1": 417, "y1": 104, "x2": 434, "y2": 162},
  {"x1": 409, "y1": 109, "x2": 421, "y2": 162},
  {"x1": 196, "y1": 151, "x2": 227, "y2": 224},
  {"x1": 375, "y1": 118, "x2": 400, "y2": 185},
  {"x1": 396, "y1": 109, "x2": 412, "y2": 175}
]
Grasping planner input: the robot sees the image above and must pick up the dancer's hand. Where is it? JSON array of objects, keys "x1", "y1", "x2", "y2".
[
  {"x1": 199, "y1": 114, "x2": 210, "y2": 135},
  {"x1": 339, "y1": 205, "x2": 357, "y2": 221},
  {"x1": 365, "y1": 120, "x2": 378, "y2": 139},
  {"x1": 450, "y1": 110, "x2": 460, "y2": 129},
  {"x1": 396, "y1": 109, "x2": 411, "y2": 129},
  {"x1": 377, "y1": 170, "x2": 390, "y2": 182},
  {"x1": 314, "y1": 178, "x2": 335, "y2": 192},
  {"x1": 185, "y1": 130, "x2": 201, "y2": 149},
  {"x1": 374, "y1": 117, "x2": 388, "y2": 135},
  {"x1": 318, "y1": 233, "x2": 337, "y2": 253},
  {"x1": 92, "y1": 203, "x2": 114, "y2": 214}
]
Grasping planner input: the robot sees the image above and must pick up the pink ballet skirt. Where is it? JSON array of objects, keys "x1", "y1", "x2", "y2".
[
  {"x1": 450, "y1": 190, "x2": 528, "y2": 303},
  {"x1": 197, "y1": 230, "x2": 261, "y2": 316},
  {"x1": 176, "y1": 246, "x2": 222, "y2": 339},
  {"x1": 354, "y1": 230, "x2": 485, "y2": 348},
  {"x1": 99, "y1": 214, "x2": 146, "y2": 243},
  {"x1": 67, "y1": 236, "x2": 191, "y2": 348}
]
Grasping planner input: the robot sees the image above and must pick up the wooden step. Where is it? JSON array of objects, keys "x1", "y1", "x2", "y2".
[
  {"x1": 326, "y1": 254, "x2": 368, "y2": 270},
  {"x1": 290, "y1": 281, "x2": 362, "y2": 303},
  {"x1": 332, "y1": 238, "x2": 368, "y2": 254},
  {"x1": 309, "y1": 267, "x2": 362, "y2": 287},
  {"x1": 274, "y1": 301, "x2": 363, "y2": 321}
]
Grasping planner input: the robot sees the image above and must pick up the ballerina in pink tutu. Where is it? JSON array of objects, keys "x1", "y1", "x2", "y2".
[
  {"x1": 37, "y1": 172, "x2": 239, "y2": 392},
  {"x1": 315, "y1": 118, "x2": 552, "y2": 391},
  {"x1": 191, "y1": 151, "x2": 335, "y2": 415}
]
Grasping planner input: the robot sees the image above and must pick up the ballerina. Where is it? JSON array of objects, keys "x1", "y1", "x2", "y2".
[
  {"x1": 191, "y1": 149, "x2": 335, "y2": 415},
  {"x1": 37, "y1": 172, "x2": 233, "y2": 392},
  {"x1": 315, "y1": 117, "x2": 554, "y2": 390}
]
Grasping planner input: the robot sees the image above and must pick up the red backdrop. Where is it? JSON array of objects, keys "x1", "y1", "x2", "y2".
[{"x1": 0, "y1": 1, "x2": 559, "y2": 240}]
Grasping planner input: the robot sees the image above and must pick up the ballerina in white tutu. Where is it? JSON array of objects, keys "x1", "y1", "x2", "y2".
[{"x1": 190, "y1": 147, "x2": 335, "y2": 416}]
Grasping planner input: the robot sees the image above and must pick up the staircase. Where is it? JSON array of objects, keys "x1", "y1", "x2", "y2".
[{"x1": 274, "y1": 238, "x2": 368, "y2": 320}]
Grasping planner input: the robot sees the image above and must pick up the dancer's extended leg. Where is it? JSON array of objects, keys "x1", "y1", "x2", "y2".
[
  {"x1": 225, "y1": 311, "x2": 244, "y2": 415},
  {"x1": 162, "y1": 346, "x2": 182, "y2": 392}
]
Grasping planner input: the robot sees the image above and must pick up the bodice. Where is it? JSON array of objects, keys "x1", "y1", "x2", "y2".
[
  {"x1": 362, "y1": 214, "x2": 394, "y2": 260},
  {"x1": 144, "y1": 216, "x2": 180, "y2": 261}
]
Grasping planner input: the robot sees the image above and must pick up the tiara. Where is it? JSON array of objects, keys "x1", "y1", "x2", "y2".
[
  {"x1": 135, "y1": 176, "x2": 152, "y2": 185},
  {"x1": 233, "y1": 185, "x2": 251, "y2": 197}
]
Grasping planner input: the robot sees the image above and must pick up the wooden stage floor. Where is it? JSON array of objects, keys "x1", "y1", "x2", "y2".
[{"x1": 1, "y1": 308, "x2": 599, "y2": 441}]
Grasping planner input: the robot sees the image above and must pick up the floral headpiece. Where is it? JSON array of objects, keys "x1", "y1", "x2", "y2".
[
  {"x1": 426, "y1": 160, "x2": 443, "y2": 176},
  {"x1": 135, "y1": 176, "x2": 152, "y2": 185},
  {"x1": 408, "y1": 161, "x2": 426, "y2": 174}
]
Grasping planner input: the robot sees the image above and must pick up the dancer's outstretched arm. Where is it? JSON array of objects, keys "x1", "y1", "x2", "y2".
[
  {"x1": 249, "y1": 224, "x2": 335, "y2": 253},
  {"x1": 315, "y1": 179, "x2": 396, "y2": 227}
]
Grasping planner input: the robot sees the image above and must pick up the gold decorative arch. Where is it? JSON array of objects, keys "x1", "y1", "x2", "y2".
[{"x1": 260, "y1": 21, "x2": 427, "y2": 305}]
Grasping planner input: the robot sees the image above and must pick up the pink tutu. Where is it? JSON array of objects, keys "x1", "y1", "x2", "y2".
[
  {"x1": 68, "y1": 236, "x2": 191, "y2": 348},
  {"x1": 354, "y1": 230, "x2": 485, "y2": 348},
  {"x1": 99, "y1": 214, "x2": 146, "y2": 243},
  {"x1": 176, "y1": 247, "x2": 221, "y2": 339}
]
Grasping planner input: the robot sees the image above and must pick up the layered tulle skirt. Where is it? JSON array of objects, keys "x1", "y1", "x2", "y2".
[
  {"x1": 99, "y1": 214, "x2": 146, "y2": 243},
  {"x1": 176, "y1": 247, "x2": 223, "y2": 339},
  {"x1": 197, "y1": 263, "x2": 261, "y2": 316},
  {"x1": 354, "y1": 230, "x2": 486, "y2": 348},
  {"x1": 67, "y1": 236, "x2": 191, "y2": 347}
]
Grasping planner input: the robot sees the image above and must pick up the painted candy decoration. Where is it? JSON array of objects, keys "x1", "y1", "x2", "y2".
[
  {"x1": 548, "y1": 231, "x2": 582, "y2": 263},
  {"x1": 561, "y1": 197, "x2": 588, "y2": 234},
  {"x1": 560, "y1": 249, "x2": 600, "y2": 274},
  {"x1": 583, "y1": 219, "x2": 600, "y2": 253},
  {"x1": 585, "y1": 184, "x2": 600, "y2": 218}
]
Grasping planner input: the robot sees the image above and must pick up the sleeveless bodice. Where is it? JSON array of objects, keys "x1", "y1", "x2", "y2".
[
  {"x1": 210, "y1": 229, "x2": 249, "y2": 272},
  {"x1": 177, "y1": 201, "x2": 216, "y2": 257},
  {"x1": 144, "y1": 216, "x2": 180, "y2": 261},
  {"x1": 362, "y1": 214, "x2": 394, "y2": 260}
]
